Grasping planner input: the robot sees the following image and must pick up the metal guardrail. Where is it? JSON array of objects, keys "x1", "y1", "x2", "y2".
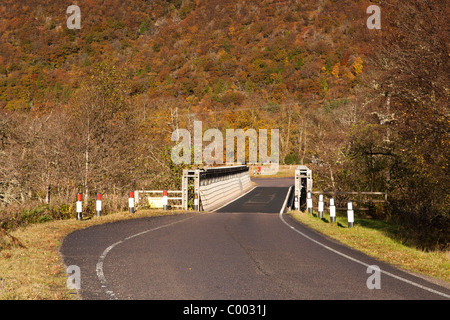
[
  {"x1": 294, "y1": 165, "x2": 313, "y2": 210},
  {"x1": 135, "y1": 190, "x2": 183, "y2": 209},
  {"x1": 310, "y1": 191, "x2": 387, "y2": 211},
  {"x1": 293, "y1": 165, "x2": 387, "y2": 212},
  {"x1": 183, "y1": 165, "x2": 252, "y2": 211}
]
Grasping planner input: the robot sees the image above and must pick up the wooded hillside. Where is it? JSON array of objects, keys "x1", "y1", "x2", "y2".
[{"x1": 0, "y1": 0, "x2": 448, "y2": 249}]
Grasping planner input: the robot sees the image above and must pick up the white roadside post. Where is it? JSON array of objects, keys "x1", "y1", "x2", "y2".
[
  {"x1": 194, "y1": 193, "x2": 199, "y2": 211},
  {"x1": 96, "y1": 193, "x2": 102, "y2": 216},
  {"x1": 294, "y1": 195, "x2": 299, "y2": 211},
  {"x1": 163, "y1": 190, "x2": 168, "y2": 211},
  {"x1": 76, "y1": 193, "x2": 82, "y2": 220},
  {"x1": 307, "y1": 192, "x2": 313, "y2": 214},
  {"x1": 129, "y1": 191, "x2": 135, "y2": 213},
  {"x1": 318, "y1": 194, "x2": 324, "y2": 219},
  {"x1": 329, "y1": 198, "x2": 336, "y2": 223},
  {"x1": 347, "y1": 201, "x2": 354, "y2": 228}
]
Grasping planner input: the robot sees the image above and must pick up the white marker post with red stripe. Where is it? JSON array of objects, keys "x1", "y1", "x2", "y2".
[
  {"x1": 76, "y1": 193, "x2": 82, "y2": 220},
  {"x1": 96, "y1": 193, "x2": 102, "y2": 216},
  {"x1": 194, "y1": 193, "x2": 199, "y2": 211},
  {"x1": 163, "y1": 190, "x2": 168, "y2": 211},
  {"x1": 129, "y1": 191, "x2": 135, "y2": 213}
]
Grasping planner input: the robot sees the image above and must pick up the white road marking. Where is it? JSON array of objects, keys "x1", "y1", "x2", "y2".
[
  {"x1": 211, "y1": 186, "x2": 256, "y2": 212},
  {"x1": 278, "y1": 189, "x2": 450, "y2": 299},
  {"x1": 95, "y1": 187, "x2": 449, "y2": 300},
  {"x1": 95, "y1": 215, "x2": 197, "y2": 299}
]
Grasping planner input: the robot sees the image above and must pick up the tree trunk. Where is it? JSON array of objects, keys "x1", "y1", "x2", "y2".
[
  {"x1": 84, "y1": 129, "x2": 90, "y2": 203},
  {"x1": 300, "y1": 124, "x2": 306, "y2": 165}
]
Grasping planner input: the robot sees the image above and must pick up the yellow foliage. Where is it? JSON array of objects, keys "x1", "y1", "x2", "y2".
[
  {"x1": 351, "y1": 56, "x2": 363, "y2": 75},
  {"x1": 218, "y1": 48, "x2": 227, "y2": 57},
  {"x1": 345, "y1": 71, "x2": 355, "y2": 82},
  {"x1": 331, "y1": 64, "x2": 339, "y2": 79}
]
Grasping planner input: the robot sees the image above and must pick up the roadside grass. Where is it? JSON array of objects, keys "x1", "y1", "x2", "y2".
[
  {"x1": 0, "y1": 209, "x2": 190, "y2": 300},
  {"x1": 1, "y1": 206, "x2": 448, "y2": 300},
  {"x1": 289, "y1": 210, "x2": 450, "y2": 283}
]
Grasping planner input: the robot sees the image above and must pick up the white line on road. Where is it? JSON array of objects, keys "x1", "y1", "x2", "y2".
[
  {"x1": 278, "y1": 189, "x2": 450, "y2": 299},
  {"x1": 211, "y1": 186, "x2": 256, "y2": 212},
  {"x1": 96, "y1": 214, "x2": 198, "y2": 299},
  {"x1": 95, "y1": 187, "x2": 449, "y2": 300}
]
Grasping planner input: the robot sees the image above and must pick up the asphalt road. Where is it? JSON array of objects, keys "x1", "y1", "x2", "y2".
[{"x1": 60, "y1": 177, "x2": 450, "y2": 300}]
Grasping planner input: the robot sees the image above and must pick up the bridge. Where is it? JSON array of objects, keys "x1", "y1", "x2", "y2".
[
  {"x1": 60, "y1": 165, "x2": 450, "y2": 302},
  {"x1": 142, "y1": 164, "x2": 309, "y2": 213},
  {"x1": 181, "y1": 165, "x2": 253, "y2": 211}
]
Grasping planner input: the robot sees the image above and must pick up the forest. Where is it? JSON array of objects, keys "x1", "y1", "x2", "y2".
[{"x1": 0, "y1": 0, "x2": 448, "y2": 249}]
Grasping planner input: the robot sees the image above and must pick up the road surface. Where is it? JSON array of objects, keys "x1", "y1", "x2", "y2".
[{"x1": 60, "y1": 177, "x2": 450, "y2": 300}]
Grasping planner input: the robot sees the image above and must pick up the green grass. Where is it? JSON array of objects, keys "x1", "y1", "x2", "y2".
[{"x1": 289, "y1": 209, "x2": 450, "y2": 283}]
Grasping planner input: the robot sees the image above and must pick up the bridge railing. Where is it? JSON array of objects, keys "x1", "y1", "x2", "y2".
[
  {"x1": 182, "y1": 165, "x2": 253, "y2": 211},
  {"x1": 294, "y1": 165, "x2": 313, "y2": 210},
  {"x1": 135, "y1": 190, "x2": 182, "y2": 209},
  {"x1": 310, "y1": 191, "x2": 387, "y2": 211}
]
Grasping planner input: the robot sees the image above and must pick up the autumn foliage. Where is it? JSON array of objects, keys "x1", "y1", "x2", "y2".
[{"x1": 0, "y1": 1, "x2": 448, "y2": 249}]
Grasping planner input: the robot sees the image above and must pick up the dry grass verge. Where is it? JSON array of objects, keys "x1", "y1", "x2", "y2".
[
  {"x1": 0, "y1": 209, "x2": 190, "y2": 300},
  {"x1": 1, "y1": 207, "x2": 447, "y2": 299},
  {"x1": 289, "y1": 210, "x2": 450, "y2": 284}
]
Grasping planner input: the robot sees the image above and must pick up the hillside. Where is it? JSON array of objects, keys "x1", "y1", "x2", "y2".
[
  {"x1": 0, "y1": 0, "x2": 375, "y2": 189},
  {"x1": 0, "y1": 0, "x2": 448, "y2": 249},
  {"x1": 0, "y1": 0, "x2": 370, "y2": 112}
]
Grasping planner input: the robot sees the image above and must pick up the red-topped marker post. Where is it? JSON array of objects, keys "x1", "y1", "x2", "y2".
[
  {"x1": 76, "y1": 193, "x2": 82, "y2": 220},
  {"x1": 194, "y1": 193, "x2": 199, "y2": 211},
  {"x1": 129, "y1": 191, "x2": 135, "y2": 213},
  {"x1": 162, "y1": 190, "x2": 168, "y2": 211},
  {"x1": 96, "y1": 193, "x2": 102, "y2": 216}
]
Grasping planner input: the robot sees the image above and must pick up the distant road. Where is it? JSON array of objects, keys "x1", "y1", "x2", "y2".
[{"x1": 61, "y1": 177, "x2": 450, "y2": 300}]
